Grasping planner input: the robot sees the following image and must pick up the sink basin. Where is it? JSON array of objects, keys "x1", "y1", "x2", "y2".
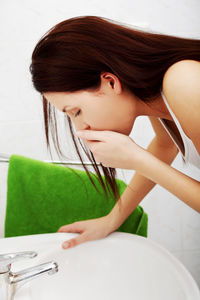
[{"x1": 0, "y1": 232, "x2": 199, "y2": 300}]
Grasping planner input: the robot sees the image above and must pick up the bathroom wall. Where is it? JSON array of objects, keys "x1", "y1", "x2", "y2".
[{"x1": 0, "y1": 0, "x2": 200, "y2": 286}]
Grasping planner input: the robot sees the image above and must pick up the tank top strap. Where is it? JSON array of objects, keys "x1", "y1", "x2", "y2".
[
  {"x1": 159, "y1": 88, "x2": 189, "y2": 162},
  {"x1": 160, "y1": 89, "x2": 188, "y2": 139},
  {"x1": 159, "y1": 88, "x2": 200, "y2": 169}
]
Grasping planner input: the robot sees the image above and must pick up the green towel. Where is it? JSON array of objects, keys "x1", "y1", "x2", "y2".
[{"x1": 5, "y1": 154, "x2": 148, "y2": 238}]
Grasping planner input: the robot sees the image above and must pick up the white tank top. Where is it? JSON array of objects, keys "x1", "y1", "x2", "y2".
[{"x1": 158, "y1": 89, "x2": 200, "y2": 169}]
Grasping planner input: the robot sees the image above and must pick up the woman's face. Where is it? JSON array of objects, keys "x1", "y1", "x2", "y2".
[{"x1": 43, "y1": 72, "x2": 141, "y2": 136}]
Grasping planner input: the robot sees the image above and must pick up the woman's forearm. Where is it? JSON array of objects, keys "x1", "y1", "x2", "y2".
[
  {"x1": 108, "y1": 138, "x2": 179, "y2": 231},
  {"x1": 134, "y1": 149, "x2": 200, "y2": 213}
]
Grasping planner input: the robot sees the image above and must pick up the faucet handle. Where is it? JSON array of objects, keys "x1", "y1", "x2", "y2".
[{"x1": 0, "y1": 251, "x2": 37, "y2": 273}]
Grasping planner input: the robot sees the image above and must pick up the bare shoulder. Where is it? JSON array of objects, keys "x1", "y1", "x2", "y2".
[
  {"x1": 149, "y1": 60, "x2": 200, "y2": 146},
  {"x1": 162, "y1": 59, "x2": 200, "y2": 97},
  {"x1": 162, "y1": 60, "x2": 200, "y2": 130},
  {"x1": 162, "y1": 59, "x2": 200, "y2": 154}
]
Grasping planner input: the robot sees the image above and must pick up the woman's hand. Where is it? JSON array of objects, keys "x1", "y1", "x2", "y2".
[
  {"x1": 57, "y1": 215, "x2": 115, "y2": 249},
  {"x1": 76, "y1": 130, "x2": 145, "y2": 169}
]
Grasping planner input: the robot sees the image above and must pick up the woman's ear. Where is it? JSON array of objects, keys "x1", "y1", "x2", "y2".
[{"x1": 101, "y1": 72, "x2": 122, "y2": 94}]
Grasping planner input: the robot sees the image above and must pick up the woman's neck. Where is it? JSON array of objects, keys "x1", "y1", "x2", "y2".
[{"x1": 137, "y1": 92, "x2": 173, "y2": 121}]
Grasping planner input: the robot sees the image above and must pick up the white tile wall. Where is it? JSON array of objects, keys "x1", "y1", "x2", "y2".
[{"x1": 0, "y1": 0, "x2": 200, "y2": 288}]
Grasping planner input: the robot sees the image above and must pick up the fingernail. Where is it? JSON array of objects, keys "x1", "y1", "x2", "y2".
[{"x1": 63, "y1": 242, "x2": 69, "y2": 249}]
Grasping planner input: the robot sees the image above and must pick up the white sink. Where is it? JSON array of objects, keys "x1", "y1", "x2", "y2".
[{"x1": 0, "y1": 232, "x2": 199, "y2": 300}]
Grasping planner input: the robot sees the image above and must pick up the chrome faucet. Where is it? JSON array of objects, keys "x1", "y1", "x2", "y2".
[{"x1": 0, "y1": 251, "x2": 58, "y2": 300}]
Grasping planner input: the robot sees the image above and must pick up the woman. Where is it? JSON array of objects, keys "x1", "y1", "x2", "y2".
[{"x1": 30, "y1": 15, "x2": 200, "y2": 250}]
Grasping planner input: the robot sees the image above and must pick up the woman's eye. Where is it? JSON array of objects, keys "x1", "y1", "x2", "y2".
[{"x1": 75, "y1": 110, "x2": 81, "y2": 117}]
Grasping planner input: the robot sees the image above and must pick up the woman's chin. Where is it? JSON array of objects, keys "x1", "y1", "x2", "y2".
[
  {"x1": 105, "y1": 126, "x2": 133, "y2": 136},
  {"x1": 120, "y1": 127, "x2": 133, "y2": 136}
]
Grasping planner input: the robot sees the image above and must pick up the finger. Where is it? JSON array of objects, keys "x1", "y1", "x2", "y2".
[
  {"x1": 57, "y1": 223, "x2": 83, "y2": 233},
  {"x1": 62, "y1": 233, "x2": 89, "y2": 249},
  {"x1": 83, "y1": 140, "x2": 101, "y2": 151},
  {"x1": 76, "y1": 130, "x2": 107, "y2": 141}
]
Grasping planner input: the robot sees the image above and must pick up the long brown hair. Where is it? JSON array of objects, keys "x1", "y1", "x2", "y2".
[{"x1": 29, "y1": 15, "x2": 200, "y2": 201}]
